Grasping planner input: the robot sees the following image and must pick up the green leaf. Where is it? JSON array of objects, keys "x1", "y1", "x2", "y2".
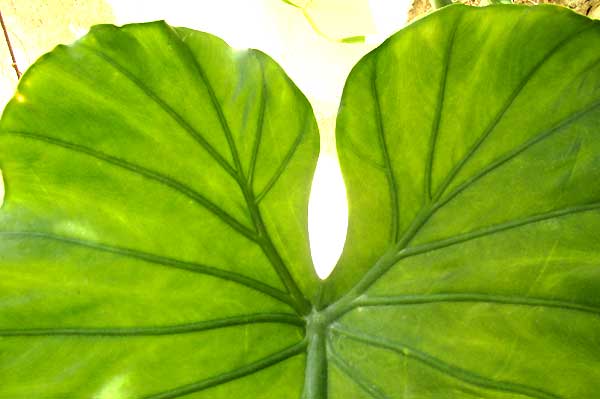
[
  {"x1": 1, "y1": 4, "x2": 599, "y2": 399},
  {"x1": 339, "y1": 35, "x2": 367, "y2": 44},
  {"x1": 0, "y1": 21, "x2": 318, "y2": 398},
  {"x1": 327, "y1": 4, "x2": 600, "y2": 397}
]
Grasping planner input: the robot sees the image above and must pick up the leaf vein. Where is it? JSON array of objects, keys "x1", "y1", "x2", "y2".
[
  {"x1": 332, "y1": 326, "x2": 563, "y2": 399},
  {"x1": 354, "y1": 294, "x2": 600, "y2": 316},
  {"x1": 399, "y1": 201, "x2": 600, "y2": 262},
  {"x1": 171, "y1": 29, "x2": 244, "y2": 178},
  {"x1": 432, "y1": 23, "x2": 595, "y2": 201},
  {"x1": 248, "y1": 51, "x2": 267, "y2": 188},
  {"x1": 4, "y1": 130, "x2": 257, "y2": 241},
  {"x1": 255, "y1": 113, "x2": 309, "y2": 204},
  {"x1": 76, "y1": 43, "x2": 238, "y2": 179},
  {"x1": 141, "y1": 340, "x2": 306, "y2": 399},
  {"x1": 0, "y1": 313, "x2": 303, "y2": 337},
  {"x1": 433, "y1": 96, "x2": 600, "y2": 212},
  {"x1": 425, "y1": 16, "x2": 460, "y2": 201},
  {"x1": 328, "y1": 337, "x2": 390, "y2": 399},
  {"x1": 0, "y1": 231, "x2": 293, "y2": 307},
  {"x1": 371, "y1": 60, "x2": 400, "y2": 243}
]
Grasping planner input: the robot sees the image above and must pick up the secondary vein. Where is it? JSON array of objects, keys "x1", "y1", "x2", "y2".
[
  {"x1": 0, "y1": 313, "x2": 303, "y2": 337},
  {"x1": 328, "y1": 338, "x2": 390, "y2": 399},
  {"x1": 432, "y1": 96, "x2": 600, "y2": 212},
  {"x1": 328, "y1": 95, "x2": 600, "y2": 318},
  {"x1": 76, "y1": 42, "x2": 238, "y2": 180},
  {"x1": 141, "y1": 340, "x2": 307, "y2": 399},
  {"x1": 171, "y1": 32, "x2": 311, "y2": 314},
  {"x1": 354, "y1": 293, "x2": 600, "y2": 316},
  {"x1": 332, "y1": 325, "x2": 563, "y2": 399},
  {"x1": 172, "y1": 29, "x2": 244, "y2": 180},
  {"x1": 4, "y1": 130, "x2": 258, "y2": 242},
  {"x1": 396, "y1": 201, "x2": 600, "y2": 263},
  {"x1": 431, "y1": 23, "x2": 595, "y2": 201},
  {"x1": 0, "y1": 231, "x2": 293, "y2": 307},
  {"x1": 325, "y1": 201, "x2": 600, "y2": 321},
  {"x1": 371, "y1": 59, "x2": 400, "y2": 243},
  {"x1": 425, "y1": 15, "x2": 460, "y2": 202},
  {"x1": 248, "y1": 51, "x2": 267, "y2": 188},
  {"x1": 255, "y1": 112, "x2": 309, "y2": 204}
]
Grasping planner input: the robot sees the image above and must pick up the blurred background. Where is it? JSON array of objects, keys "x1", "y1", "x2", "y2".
[{"x1": 0, "y1": 0, "x2": 597, "y2": 278}]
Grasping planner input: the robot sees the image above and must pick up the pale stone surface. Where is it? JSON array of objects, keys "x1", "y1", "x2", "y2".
[{"x1": 0, "y1": 0, "x2": 114, "y2": 109}]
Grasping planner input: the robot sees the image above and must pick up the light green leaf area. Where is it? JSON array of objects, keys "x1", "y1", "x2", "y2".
[{"x1": 1, "y1": 4, "x2": 599, "y2": 399}]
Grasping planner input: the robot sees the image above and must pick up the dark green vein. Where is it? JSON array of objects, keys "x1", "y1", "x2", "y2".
[
  {"x1": 171, "y1": 29, "x2": 244, "y2": 179},
  {"x1": 432, "y1": 96, "x2": 600, "y2": 212},
  {"x1": 396, "y1": 201, "x2": 600, "y2": 262},
  {"x1": 425, "y1": 16, "x2": 460, "y2": 202},
  {"x1": 76, "y1": 43, "x2": 237, "y2": 180},
  {"x1": 325, "y1": 201, "x2": 600, "y2": 321},
  {"x1": 0, "y1": 313, "x2": 303, "y2": 337},
  {"x1": 353, "y1": 294, "x2": 600, "y2": 316},
  {"x1": 332, "y1": 326, "x2": 563, "y2": 399},
  {"x1": 371, "y1": 59, "x2": 400, "y2": 243},
  {"x1": 142, "y1": 340, "x2": 306, "y2": 399},
  {"x1": 343, "y1": 135, "x2": 386, "y2": 171},
  {"x1": 254, "y1": 113, "x2": 309, "y2": 204},
  {"x1": 330, "y1": 43, "x2": 600, "y2": 322},
  {"x1": 171, "y1": 30, "x2": 311, "y2": 315},
  {"x1": 4, "y1": 130, "x2": 257, "y2": 242},
  {"x1": 346, "y1": 97, "x2": 600, "y2": 305},
  {"x1": 328, "y1": 338, "x2": 390, "y2": 399},
  {"x1": 248, "y1": 51, "x2": 267, "y2": 188},
  {"x1": 0, "y1": 231, "x2": 293, "y2": 307},
  {"x1": 253, "y1": 209, "x2": 313, "y2": 316},
  {"x1": 331, "y1": 12, "x2": 587, "y2": 314},
  {"x1": 432, "y1": 24, "x2": 594, "y2": 201}
]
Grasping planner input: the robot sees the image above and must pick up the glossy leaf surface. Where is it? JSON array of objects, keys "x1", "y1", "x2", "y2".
[
  {"x1": 1, "y1": 5, "x2": 599, "y2": 399},
  {"x1": 0, "y1": 21, "x2": 319, "y2": 398}
]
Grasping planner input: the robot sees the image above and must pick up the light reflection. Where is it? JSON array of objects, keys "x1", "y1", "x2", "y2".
[
  {"x1": 95, "y1": 374, "x2": 129, "y2": 399},
  {"x1": 367, "y1": 0, "x2": 411, "y2": 45},
  {"x1": 0, "y1": 169, "x2": 4, "y2": 208},
  {"x1": 54, "y1": 220, "x2": 98, "y2": 240}
]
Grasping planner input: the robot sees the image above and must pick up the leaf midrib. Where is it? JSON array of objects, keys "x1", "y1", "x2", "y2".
[{"x1": 172, "y1": 31, "x2": 311, "y2": 314}]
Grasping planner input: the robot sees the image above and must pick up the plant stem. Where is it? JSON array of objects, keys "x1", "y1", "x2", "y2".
[
  {"x1": 302, "y1": 310, "x2": 328, "y2": 399},
  {"x1": 0, "y1": 10, "x2": 21, "y2": 79}
]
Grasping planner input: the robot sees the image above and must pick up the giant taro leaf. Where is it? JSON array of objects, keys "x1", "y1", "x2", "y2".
[{"x1": 0, "y1": 4, "x2": 599, "y2": 399}]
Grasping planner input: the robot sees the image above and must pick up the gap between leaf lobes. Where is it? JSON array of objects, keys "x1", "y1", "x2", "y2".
[{"x1": 0, "y1": 168, "x2": 4, "y2": 208}]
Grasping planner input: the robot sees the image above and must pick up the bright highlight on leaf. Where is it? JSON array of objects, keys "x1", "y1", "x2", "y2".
[
  {"x1": 0, "y1": 169, "x2": 4, "y2": 208},
  {"x1": 0, "y1": 4, "x2": 599, "y2": 399},
  {"x1": 308, "y1": 153, "x2": 348, "y2": 279}
]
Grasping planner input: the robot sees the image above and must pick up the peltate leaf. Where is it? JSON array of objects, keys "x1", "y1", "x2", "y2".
[{"x1": 1, "y1": 4, "x2": 599, "y2": 399}]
